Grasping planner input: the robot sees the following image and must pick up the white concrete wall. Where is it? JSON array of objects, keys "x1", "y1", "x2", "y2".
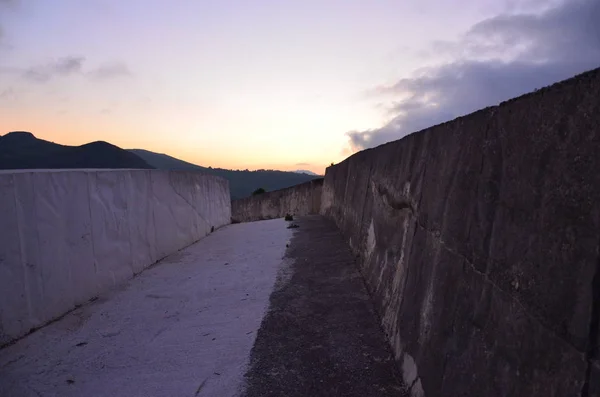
[
  {"x1": 231, "y1": 179, "x2": 323, "y2": 223},
  {"x1": 0, "y1": 170, "x2": 230, "y2": 346}
]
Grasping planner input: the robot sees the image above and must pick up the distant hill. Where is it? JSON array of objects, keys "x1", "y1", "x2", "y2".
[
  {"x1": 129, "y1": 149, "x2": 207, "y2": 171},
  {"x1": 0, "y1": 132, "x2": 153, "y2": 170},
  {"x1": 0, "y1": 132, "x2": 319, "y2": 199},
  {"x1": 294, "y1": 169, "x2": 319, "y2": 176},
  {"x1": 130, "y1": 149, "x2": 320, "y2": 200}
]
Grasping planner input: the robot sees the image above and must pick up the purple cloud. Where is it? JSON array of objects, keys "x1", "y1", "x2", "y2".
[
  {"x1": 88, "y1": 63, "x2": 132, "y2": 81},
  {"x1": 21, "y1": 56, "x2": 85, "y2": 83},
  {"x1": 348, "y1": 0, "x2": 600, "y2": 151}
]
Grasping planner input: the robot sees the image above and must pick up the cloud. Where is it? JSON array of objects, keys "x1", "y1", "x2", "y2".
[
  {"x1": 0, "y1": 57, "x2": 131, "y2": 85},
  {"x1": 0, "y1": 87, "x2": 17, "y2": 101},
  {"x1": 348, "y1": 0, "x2": 600, "y2": 151},
  {"x1": 21, "y1": 56, "x2": 85, "y2": 83},
  {"x1": 295, "y1": 162, "x2": 311, "y2": 166},
  {"x1": 88, "y1": 63, "x2": 132, "y2": 80}
]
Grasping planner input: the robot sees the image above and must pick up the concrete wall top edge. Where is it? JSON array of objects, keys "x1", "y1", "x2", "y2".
[
  {"x1": 0, "y1": 169, "x2": 229, "y2": 183},
  {"x1": 329, "y1": 66, "x2": 600, "y2": 170},
  {"x1": 0, "y1": 168, "x2": 151, "y2": 173},
  {"x1": 231, "y1": 177, "x2": 324, "y2": 204}
]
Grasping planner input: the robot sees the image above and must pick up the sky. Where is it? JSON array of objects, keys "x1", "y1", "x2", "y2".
[{"x1": 0, "y1": 0, "x2": 599, "y2": 174}]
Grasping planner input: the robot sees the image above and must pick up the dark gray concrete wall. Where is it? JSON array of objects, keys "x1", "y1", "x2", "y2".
[
  {"x1": 231, "y1": 179, "x2": 323, "y2": 223},
  {"x1": 321, "y1": 67, "x2": 600, "y2": 397}
]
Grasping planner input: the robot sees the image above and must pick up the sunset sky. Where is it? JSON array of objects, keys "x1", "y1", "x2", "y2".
[{"x1": 1, "y1": 0, "x2": 598, "y2": 174}]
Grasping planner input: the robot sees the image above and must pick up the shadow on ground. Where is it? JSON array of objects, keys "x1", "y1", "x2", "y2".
[{"x1": 242, "y1": 215, "x2": 407, "y2": 397}]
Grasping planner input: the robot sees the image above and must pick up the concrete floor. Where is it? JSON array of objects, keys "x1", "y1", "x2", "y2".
[
  {"x1": 0, "y1": 219, "x2": 293, "y2": 397},
  {"x1": 0, "y1": 217, "x2": 405, "y2": 397},
  {"x1": 243, "y1": 216, "x2": 406, "y2": 397}
]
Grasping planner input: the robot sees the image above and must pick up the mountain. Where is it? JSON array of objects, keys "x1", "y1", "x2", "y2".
[
  {"x1": 130, "y1": 149, "x2": 320, "y2": 200},
  {"x1": 0, "y1": 132, "x2": 319, "y2": 199},
  {"x1": 0, "y1": 132, "x2": 153, "y2": 170},
  {"x1": 205, "y1": 168, "x2": 322, "y2": 200},
  {"x1": 294, "y1": 169, "x2": 320, "y2": 176},
  {"x1": 129, "y1": 149, "x2": 207, "y2": 171}
]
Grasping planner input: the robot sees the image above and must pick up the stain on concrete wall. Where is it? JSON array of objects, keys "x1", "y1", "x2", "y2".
[
  {"x1": 231, "y1": 178, "x2": 323, "y2": 223},
  {"x1": 321, "y1": 67, "x2": 600, "y2": 396},
  {"x1": 0, "y1": 170, "x2": 231, "y2": 346}
]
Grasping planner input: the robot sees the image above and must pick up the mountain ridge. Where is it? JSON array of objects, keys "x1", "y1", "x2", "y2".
[
  {"x1": 0, "y1": 132, "x2": 321, "y2": 199},
  {"x1": 129, "y1": 148, "x2": 321, "y2": 199},
  {"x1": 0, "y1": 131, "x2": 153, "y2": 170}
]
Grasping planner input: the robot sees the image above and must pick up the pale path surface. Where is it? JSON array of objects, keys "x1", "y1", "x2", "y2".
[{"x1": 0, "y1": 219, "x2": 292, "y2": 397}]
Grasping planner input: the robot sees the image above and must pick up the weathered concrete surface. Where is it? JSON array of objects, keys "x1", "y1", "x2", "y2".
[
  {"x1": 321, "y1": 67, "x2": 600, "y2": 396},
  {"x1": 0, "y1": 170, "x2": 231, "y2": 346},
  {"x1": 243, "y1": 216, "x2": 407, "y2": 396},
  {"x1": 232, "y1": 178, "x2": 323, "y2": 223},
  {"x1": 0, "y1": 220, "x2": 292, "y2": 397}
]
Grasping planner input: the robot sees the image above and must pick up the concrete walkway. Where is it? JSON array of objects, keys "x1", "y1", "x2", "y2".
[
  {"x1": 243, "y1": 216, "x2": 405, "y2": 396},
  {"x1": 0, "y1": 217, "x2": 405, "y2": 397}
]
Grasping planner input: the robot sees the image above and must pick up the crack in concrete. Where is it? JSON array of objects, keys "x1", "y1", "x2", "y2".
[
  {"x1": 408, "y1": 374, "x2": 420, "y2": 394},
  {"x1": 358, "y1": 162, "x2": 374, "y2": 250},
  {"x1": 194, "y1": 377, "x2": 209, "y2": 396},
  {"x1": 169, "y1": 175, "x2": 210, "y2": 230},
  {"x1": 85, "y1": 173, "x2": 99, "y2": 275},
  {"x1": 413, "y1": 217, "x2": 584, "y2": 357}
]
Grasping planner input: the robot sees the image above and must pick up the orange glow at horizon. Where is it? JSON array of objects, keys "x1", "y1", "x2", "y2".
[{"x1": 0, "y1": 113, "x2": 339, "y2": 175}]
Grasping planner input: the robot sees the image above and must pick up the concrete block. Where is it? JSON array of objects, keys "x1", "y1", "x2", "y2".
[
  {"x1": 0, "y1": 174, "x2": 28, "y2": 344},
  {"x1": 0, "y1": 170, "x2": 231, "y2": 345}
]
